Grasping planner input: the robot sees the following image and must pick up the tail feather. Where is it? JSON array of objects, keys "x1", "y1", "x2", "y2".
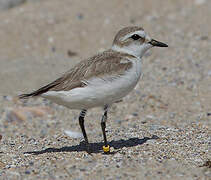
[
  {"x1": 18, "y1": 90, "x2": 43, "y2": 99},
  {"x1": 18, "y1": 90, "x2": 42, "y2": 99},
  {"x1": 18, "y1": 81, "x2": 59, "y2": 99},
  {"x1": 18, "y1": 93, "x2": 34, "y2": 99}
]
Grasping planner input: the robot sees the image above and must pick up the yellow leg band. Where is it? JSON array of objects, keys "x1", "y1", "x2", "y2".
[{"x1": 103, "y1": 145, "x2": 110, "y2": 153}]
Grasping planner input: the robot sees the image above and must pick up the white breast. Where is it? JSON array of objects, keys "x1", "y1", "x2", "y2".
[{"x1": 42, "y1": 58, "x2": 142, "y2": 109}]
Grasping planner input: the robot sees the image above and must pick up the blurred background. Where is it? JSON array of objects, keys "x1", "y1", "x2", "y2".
[{"x1": 0, "y1": 0, "x2": 210, "y2": 179}]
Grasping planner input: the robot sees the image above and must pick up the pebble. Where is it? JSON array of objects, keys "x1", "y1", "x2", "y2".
[
  {"x1": 48, "y1": 37, "x2": 54, "y2": 43},
  {"x1": 64, "y1": 130, "x2": 83, "y2": 139},
  {"x1": 132, "y1": 112, "x2": 138, "y2": 117},
  {"x1": 149, "y1": 125, "x2": 166, "y2": 131},
  {"x1": 169, "y1": 113, "x2": 176, "y2": 119},
  {"x1": 51, "y1": 46, "x2": 56, "y2": 52},
  {"x1": 24, "y1": 170, "x2": 30, "y2": 175},
  {"x1": 0, "y1": 161, "x2": 5, "y2": 168},
  {"x1": 67, "y1": 50, "x2": 77, "y2": 57},
  {"x1": 77, "y1": 13, "x2": 84, "y2": 20},
  {"x1": 146, "y1": 139, "x2": 157, "y2": 145},
  {"x1": 146, "y1": 115, "x2": 156, "y2": 119},
  {"x1": 200, "y1": 36, "x2": 208, "y2": 40}
]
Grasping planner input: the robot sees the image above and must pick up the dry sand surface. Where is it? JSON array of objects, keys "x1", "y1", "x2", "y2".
[{"x1": 0, "y1": 0, "x2": 210, "y2": 179}]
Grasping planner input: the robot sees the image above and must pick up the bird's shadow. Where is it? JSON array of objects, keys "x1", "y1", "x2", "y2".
[{"x1": 24, "y1": 135, "x2": 159, "y2": 155}]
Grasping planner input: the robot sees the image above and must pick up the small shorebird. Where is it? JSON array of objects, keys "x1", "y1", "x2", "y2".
[{"x1": 19, "y1": 26, "x2": 168, "y2": 153}]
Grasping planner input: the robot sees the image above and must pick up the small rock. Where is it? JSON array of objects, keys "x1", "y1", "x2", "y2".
[
  {"x1": 169, "y1": 112, "x2": 176, "y2": 119},
  {"x1": 29, "y1": 162, "x2": 34, "y2": 166},
  {"x1": 0, "y1": 161, "x2": 5, "y2": 169},
  {"x1": 67, "y1": 50, "x2": 77, "y2": 57},
  {"x1": 149, "y1": 125, "x2": 165, "y2": 131},
  {"x1": 151, "y1": 135, "x2": 160, "y2": 139},
  {"x1": 162, "y1": 67, "x2": 167, "y2": 71},
  {"x1": 51, "y1": 46, "x2": 56, "y2": 52},
  {"x1": 132, "y1": 112, "x2": 138, "y2": 117},
  {"x1": 48, "y1": 37, "x2": 54, "y2": 43},
  {"x1": 77, "y1": 13, "x2": 84, "y2": 20},
  {"x1": 200, "y1": 36, "x2": 208, "y2": 40},
  {"x1": 130, "y1": 18, "x2": 136, "y2": 24},
  {"x1": 64, "y1": 130, "x2": 83, "y2": 139},
  {"x1": 146, "y1": 139, "x2": 157, "y2": 145},
  {"x1": 146, "y1": 115, "x2": 155, "y2": 119},
  {"x1": 25, "y1": 170, "x2": 30, "y2": 174}
]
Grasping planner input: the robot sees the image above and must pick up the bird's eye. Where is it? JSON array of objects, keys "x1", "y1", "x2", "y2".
[{"x1": 131, "y1": 34, "x2": 141, "y2": 40}]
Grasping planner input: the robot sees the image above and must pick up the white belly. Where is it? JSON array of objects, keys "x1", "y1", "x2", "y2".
[{"x1": 42, "y1": 60, "x2": 142, "y2": 109}]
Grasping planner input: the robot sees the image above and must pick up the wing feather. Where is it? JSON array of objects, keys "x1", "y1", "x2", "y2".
[{"x1": 19, "y1": 50, "x2": 133, "y2": 98}]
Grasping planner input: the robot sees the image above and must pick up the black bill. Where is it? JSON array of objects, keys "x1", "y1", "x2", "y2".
[{"x1": 149, "y1": 39, "x2": 168, "y2": 47}]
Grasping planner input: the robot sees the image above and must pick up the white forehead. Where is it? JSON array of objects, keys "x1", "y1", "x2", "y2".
[{"x1": 120, "y1": 30, "x2": 146, "y2": 41}]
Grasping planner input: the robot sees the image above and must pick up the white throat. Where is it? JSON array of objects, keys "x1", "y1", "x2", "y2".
[{"x1": 112, "y1": 44, "x2": 150, "y2": 58}]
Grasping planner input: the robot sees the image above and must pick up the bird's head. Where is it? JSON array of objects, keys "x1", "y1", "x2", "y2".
[{"x1": 112, "y1": 26, "x2": 168, "y2": 58}]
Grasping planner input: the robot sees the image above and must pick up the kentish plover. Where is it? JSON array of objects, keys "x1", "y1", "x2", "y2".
[{"x1": 19, "y1": 26, "x2": 168, "y2": 153}]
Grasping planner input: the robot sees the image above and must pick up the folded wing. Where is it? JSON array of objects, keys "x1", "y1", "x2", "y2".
[{"x1": 19, "y1": 50, "x2": 133, "y2": 99}]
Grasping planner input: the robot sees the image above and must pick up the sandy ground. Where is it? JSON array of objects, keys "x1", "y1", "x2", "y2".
[{"x1": 0, "y1": 0, "x2": 210, "y2": 179}]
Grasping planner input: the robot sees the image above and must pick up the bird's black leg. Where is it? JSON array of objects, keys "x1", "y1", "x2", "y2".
[
  {"x1": 79, "y1": 109, "x2": 89, "y2": 144},
  {"x1": 101, "y1": 105, "x2": 110, "y2": 153}
]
